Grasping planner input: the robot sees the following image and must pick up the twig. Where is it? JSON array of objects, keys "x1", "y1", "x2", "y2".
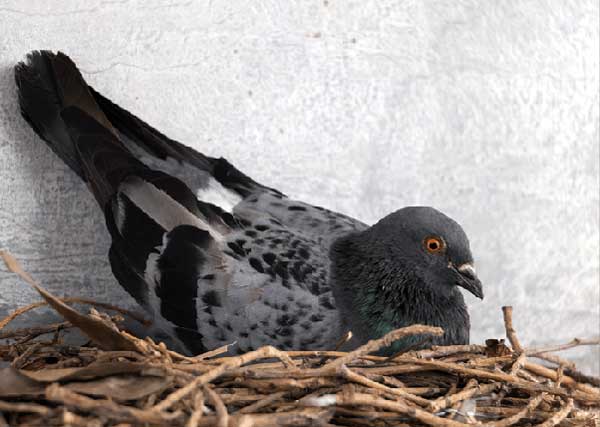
[
  {"x1": 186, "y1": 389, "x2": 205, "y2": 427},
  {"x1": 339, "y1": 365, "x2": 429, "y2": 406},
  {"x1": 527, "y1": 337, "x2": 600, "y2": 355},
  {"x1": 319, "y1": 325, "x2": 443, "y2": 373},
  {"x1": 407, "y1": 344, "x2": 486, "y2": 359},
  {"x1": 0, "y1": 298, "x2": 149, "y2": 332},
  {"x1": 152, "y1": 345, "x2": 294, "y2": 412},
  {"x1": 430, "y1": 380, "x2": 499, "y2": 413},
  {"x1": 11, "y1": 341, "x2": 42, "y2": 368},
  {"x1": 538, "y1": 398, "x2": 574, "y2": 427},
  {"x1": 530, "y1": 352, "x2": 575, "y2": 369},
  {"x1": 385, "y1": 336, "x2": 433, "y2": 361},
  {"x1": 483, "y1": 393, "x2": 545, "y2": 427},
  {"x1": 192, "y1": 342, "x2": 236, "y2": 361},
  {"x1": 502, "y1": 306, "x2": 523, "y2": 353},
  {"x1": 0, "y1": 400, "x2": 50, "y2": 415},
  {"x1": 238, "y1": 391, "x2": 286, "y2": 414},
  {"x1": 555, "y1": 364, "x2": 566, "y2": 388},
  {"x1": 508, "y1": 352, "x2": 526, "y2": 375},
  {"x1": 45, "y1": 383, "x2": 175, "y2": 424},
  {"x1": 204, "y1": 386, "x2": 228, "y2": 427},
  {"x1": 0, "y1": 322, "x2": 71, "y2": 340},
  {"x1": 61, "y1": 410, "x2": 103, "y2": 427},
  {"x1": 333, "y1": 391, "x2": 471, "y2": 427},
  {"x1": 563, "y1": 366, "x2": 600, "y2": 388},
  {"x1": 397, "y1": 357, "x2": 522, "y2": 385},
  {"x1": 523, "y1": 361, "x2": 600, "y2": 396},
  {"x1": 210, "y1": 408, "x2": 333, "y2": 427}
]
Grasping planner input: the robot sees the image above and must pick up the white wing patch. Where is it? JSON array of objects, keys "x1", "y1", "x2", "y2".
[
  {"x1": 196, "y1": 178, "x2": 242, "y2": 213},
  {"x1": 120, "y1": 176, "x2": 224, "y2": 242}
]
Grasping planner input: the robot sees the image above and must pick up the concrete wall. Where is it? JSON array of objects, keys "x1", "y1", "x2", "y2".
[{"x1": 0, "y1": 0, "x2": 598, "y2": 373}]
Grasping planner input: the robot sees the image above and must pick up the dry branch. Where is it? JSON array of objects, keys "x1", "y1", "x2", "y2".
[{"x1": 502, "y1": 306, "x2": 523, "y2": 353}]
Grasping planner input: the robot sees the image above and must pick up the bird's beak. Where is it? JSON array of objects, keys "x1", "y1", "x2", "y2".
[{"x1": 451, "y1": 262, "x2": 484, "y2": 299}]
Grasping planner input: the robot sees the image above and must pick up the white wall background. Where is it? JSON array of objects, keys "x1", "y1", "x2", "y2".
[{"x1": 0, "y1": 1, "x2": 598, "y2": 373}]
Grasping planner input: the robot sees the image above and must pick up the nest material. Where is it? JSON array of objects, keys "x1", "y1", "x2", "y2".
[{"x1": 0, "y1": 251, "x2": 599, "y2": 427}]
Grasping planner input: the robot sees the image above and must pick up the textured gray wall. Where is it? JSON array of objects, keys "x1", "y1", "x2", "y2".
[{"x1": 0, "y1": 1, "x2": 598, "y2": 373}]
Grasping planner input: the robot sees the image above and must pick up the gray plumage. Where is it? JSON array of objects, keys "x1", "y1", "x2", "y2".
[{"x1": 14, "y1": 51, "x2": 483, "y2": 355}]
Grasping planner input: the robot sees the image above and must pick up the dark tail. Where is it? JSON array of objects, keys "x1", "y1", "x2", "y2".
[
  {"x1": 14, "y1": 51, "x2": 144, "y2": 205},
  {"x1": 89, "y1": 85, "x2": 214, "y2": 170},
  {"x1": 90, "y1": 86, "x2": 284, "y2": 198}
]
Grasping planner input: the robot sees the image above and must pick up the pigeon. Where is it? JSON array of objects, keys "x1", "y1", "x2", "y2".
[{"x1": 14, "y1": 51, "x2": 483, "y2": 355}]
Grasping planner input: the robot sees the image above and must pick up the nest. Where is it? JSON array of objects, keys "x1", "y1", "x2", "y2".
[{"x1": 0, "y1": 251, "x2": 599, "y2": 427}]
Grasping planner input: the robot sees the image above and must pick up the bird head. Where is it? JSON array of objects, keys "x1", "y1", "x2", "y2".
[{"x1": 366, "y1": 206, "x2": 483, "y2": 299}]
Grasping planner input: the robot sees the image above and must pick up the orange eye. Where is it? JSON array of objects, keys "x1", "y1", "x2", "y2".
[{"x1": 424, "y1": 236, "x2": 445, "y2": 254}]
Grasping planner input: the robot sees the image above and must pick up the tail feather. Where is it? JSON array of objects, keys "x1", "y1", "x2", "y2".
[
  {"x1": 61, "y1": 106, "x2": 146, "y2": 205},
  {"x1": 89, "y1": 86, "x2": 213, "y2": 170},
  {"x1": 90, "y1": 87, "x2": 284, "y2": 199},
  {"x1": 15, "y1": 51, "x2": 86, "y2": 177},
  {"x1": 15, "y1": 51, "x2": 134, "y2": 205}
]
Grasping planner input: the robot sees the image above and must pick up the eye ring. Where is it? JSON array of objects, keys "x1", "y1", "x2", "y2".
[{"x1": 424, "y1": 236, "x2": 445, "y2": 254}]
